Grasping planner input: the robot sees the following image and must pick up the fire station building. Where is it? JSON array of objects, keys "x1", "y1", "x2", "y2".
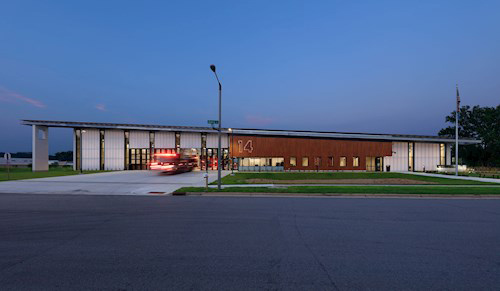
[{"x1": 23, "y1": 120, "x2": 480, "y2": 172}]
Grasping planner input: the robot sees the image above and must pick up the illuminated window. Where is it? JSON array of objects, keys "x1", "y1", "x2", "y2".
[
  {"x1": 272, "y1": 157, "x2": 284, "y2": 166},
  {"x1": 175, "y1": 132, "x2": 181, "y2": 153},
  {"x1": 340, "y1": 156, "x2": 347, "y2": 167},
  {"x1": 290, "y1": 157, "x2": 296, "y2": 167},
  {"x1": 302, "y1": 157, "x2": 309, "y2": 167},
  {"x1": 353, "y1": 156, "x2": 359, "y2": 167},
  {"x1": 240, "y1": 157, "x2": 284, "y2": 167},
  {"x1": 408, "y1": 143, "x2": 414, "y2": 171},
  {"x1": 440, "y1": 143, "x2": 446, "y2": 165},
  {"x1": 328, "y1": 156, "x2": 334, "y2": 166}
]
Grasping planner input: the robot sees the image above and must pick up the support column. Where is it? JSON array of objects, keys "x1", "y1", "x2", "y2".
[{"x1": 32, "y1": 125, "x2": 49, "y2": 172}]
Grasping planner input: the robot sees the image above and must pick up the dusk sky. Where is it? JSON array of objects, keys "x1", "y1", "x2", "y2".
[{"x1": 1, "y1": 0, "x2": 499, "y2": 153}]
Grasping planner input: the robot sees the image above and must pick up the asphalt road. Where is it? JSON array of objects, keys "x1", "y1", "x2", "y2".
[{"x1": 1, "y1": 194, "x2": 499, "y2": 290}]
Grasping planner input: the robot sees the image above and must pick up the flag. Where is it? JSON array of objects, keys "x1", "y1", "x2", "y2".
[{"x1": 456, "y1": 84, "x2": 460, "y2": 112}]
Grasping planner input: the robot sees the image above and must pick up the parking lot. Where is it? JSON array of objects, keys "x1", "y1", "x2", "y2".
[{"x1": 0, "y1": 170, "x2": 230, "y2": 195}]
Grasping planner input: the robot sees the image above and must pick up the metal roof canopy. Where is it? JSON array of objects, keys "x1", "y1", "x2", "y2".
[{"x1": 22, "y1": 119, "x2": 481, "y2": 144}]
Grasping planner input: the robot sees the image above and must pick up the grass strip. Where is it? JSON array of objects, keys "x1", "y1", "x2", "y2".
[
  {"x1": 0, "y1": 167, "x2": 111, "y2": 182},
  {"x1": 176, "y1": 186, "x2": 500, "y2": 195},
  {"x1": 216, "y1": 172, "x2": 493, "y2": 185}
]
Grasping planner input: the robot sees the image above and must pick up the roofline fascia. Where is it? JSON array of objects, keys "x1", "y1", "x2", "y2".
[{"x1": 21, "y1": 120, "x2": 481, "y2": 144}]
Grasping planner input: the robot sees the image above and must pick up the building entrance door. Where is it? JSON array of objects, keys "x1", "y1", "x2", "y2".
[
  {"x1": 129, "y1": 148, "x2": 150, "y2": 170},
  {"x1": 375, "y1": 157, "x2": 383, "y2": 172},
  {"x1": 366, "y1": 157, "x2": 383, "y2": 172}
]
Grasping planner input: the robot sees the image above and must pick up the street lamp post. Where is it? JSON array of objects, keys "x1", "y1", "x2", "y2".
[{"x1": 210, "y1": 64, "x2": 222, "y2": 190}]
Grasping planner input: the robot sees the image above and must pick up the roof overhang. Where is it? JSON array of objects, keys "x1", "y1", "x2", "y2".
[
  {"x1": 231, "y1": 129, "x2": 481, "y2": 144},
  {"x1": 22, "y1": 120, "x2": 228, "y2": 134},
  {"x1": 22, "y1": 119, "x2": 481, "y2": 145}
]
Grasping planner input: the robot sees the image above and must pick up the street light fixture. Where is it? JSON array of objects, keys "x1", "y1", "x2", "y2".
[{"x1": 210, "y1": 64, "x2": 222, "y2": 190}]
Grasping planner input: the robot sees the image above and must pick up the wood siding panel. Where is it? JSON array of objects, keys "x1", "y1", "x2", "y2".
[{"x1": 231, "y1": 135, "x2": 392, "y2": 171}]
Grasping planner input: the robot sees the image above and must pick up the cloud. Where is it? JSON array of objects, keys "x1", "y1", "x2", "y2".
[
  {"x1": 0, "y1": 87, "x2": 46, "y2": 108},
  {"x1": 95, "y1": 104, "x2": 106, "y2": 111},
  {"x1": 245, "y1": 114, "x2": 274, "y2": 126}
]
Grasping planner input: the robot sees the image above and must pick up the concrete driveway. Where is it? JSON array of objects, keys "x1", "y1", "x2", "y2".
[{"x1": 0, "y1": 170, "x2": 231, "y2": 195}]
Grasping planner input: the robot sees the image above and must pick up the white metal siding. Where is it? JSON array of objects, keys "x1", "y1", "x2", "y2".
[
  {"x1": 81, "y1": 129, "x2": 100, "y2": 170},
  {"x1": 414, "y1": 143, "x2": 440, "y2": 171},
  {"x1": 155, "y1": 132, "x2": 175, "y2": 148},
  {"x1": 180, "y1": 133, "x2": 201, "y2": 148},
  {"x1": 206, "y1": 133, "x2": 228, "y2": 148},
  {"x1": 129, "y1": 131, "x2": 149, "y2": 148},
  {"x1": 104, "y1": 130, "x2": 124, "y2": 170},
  {"x1": 384, "y1": 142, "x2": 408, "y2": 172}
]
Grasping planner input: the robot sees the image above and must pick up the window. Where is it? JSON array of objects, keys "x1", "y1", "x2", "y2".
[
  {"x1": 328, "y1": 156, "x2": 334, "y2": 167},
  {"x1": 75, "y1": 129, "x2": 81, "y2": 170},
  {"x1": 302, "y1": 157, "x2": 309, "y2": 167},
  {"x1": 124, "y1": 131, "x2": 130, "y2": 170},
  {"x1": 272, "y1": 157, "x2": 284, "y2": 166},
  {"x1": 100, "y1": 130, "x2": 105, "y2": 170},
  {"x1": 366, "y1": 157, "x2": 375, "y2": 171},
  {"x1": 175, "y1": 132, "x2": 181, "y2": 153},
  {"x1": 340, "y1": 156, "x2": 347, "y2": 167},
  {"x1": 353, "y1": 156, "x2": 359, "y2": 167},
  {"x1": 290, "y1": 157, "x2": 296, "y2": 167},
  {"x1": 408, "y1": 142, "x2": 414, "y2": 171},
  {"x1": 239, "y1": 157, "x2": 284, "y2": 167},
  {"x1": 439, "y1": 143, "x2": 446, "y2": 165},
  {"x1": 314, "y1": 157, "x2": 321, "y2": 167},
  {"x1": 149, "y1": 132, "x2": 155, "y2": 148}
]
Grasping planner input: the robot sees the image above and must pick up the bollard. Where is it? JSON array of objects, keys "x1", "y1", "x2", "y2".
[{"x1": 203, "y1": 173, "x2": 209, "y2": 191}]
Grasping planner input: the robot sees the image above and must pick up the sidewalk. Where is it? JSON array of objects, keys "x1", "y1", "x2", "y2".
[{"x1": 402, "y1": 172, "x2": 500, "y2": 184}]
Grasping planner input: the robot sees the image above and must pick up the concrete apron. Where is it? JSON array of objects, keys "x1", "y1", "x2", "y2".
[{"x1": 0, "y1": 170, "x2": 231, "y2": 196}]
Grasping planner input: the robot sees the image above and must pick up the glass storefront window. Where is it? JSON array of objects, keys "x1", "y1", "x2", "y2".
[
  {"x1": 239, "y1": 157, "x2": 285, "y2": 167},
  {"x1": 272, "y1": 157, "x2": 284, "y2": 166},
  {"x1": 302, "y1": 157, "x2": 309, "y2": 167},
  {"x1": 290, "y1": 157, "x2": 296, "y2": 167}
]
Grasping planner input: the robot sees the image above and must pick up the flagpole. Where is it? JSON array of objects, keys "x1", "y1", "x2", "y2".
[{"x1": 455, "y1": 84, "x2": 460, "y2": 176}]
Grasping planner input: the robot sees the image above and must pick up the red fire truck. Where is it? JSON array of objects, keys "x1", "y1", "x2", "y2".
[{"x1": 150, "y1": 153, "x2": 197, "y2": 174}]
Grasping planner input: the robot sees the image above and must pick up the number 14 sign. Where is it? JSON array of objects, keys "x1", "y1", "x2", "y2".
[{"x1": 237, "y1": 140, "x2": 253, "y2": 153}]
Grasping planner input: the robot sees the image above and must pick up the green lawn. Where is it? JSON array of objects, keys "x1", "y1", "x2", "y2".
[
  {"x1": 176, "y1": 186, "x2": 500, "y2": 195},
  {"x1": 0, "y1": 167, "x2": 110, "y2": 182},
  {"x1": 217, "y1": 172, "x2": 493, "y2": 185}
]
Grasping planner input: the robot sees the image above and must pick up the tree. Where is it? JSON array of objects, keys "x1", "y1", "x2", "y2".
[
  {"x1": 53, "y1": 151, "x2": 73, "y2": 161},
  {"x1": 438, "y1": 105, "x2": 500, "y2": 167}
]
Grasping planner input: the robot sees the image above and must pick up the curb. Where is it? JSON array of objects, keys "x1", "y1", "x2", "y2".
[{"x1": 177, "y1": 192, "x2": 500, "y2": 199}]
